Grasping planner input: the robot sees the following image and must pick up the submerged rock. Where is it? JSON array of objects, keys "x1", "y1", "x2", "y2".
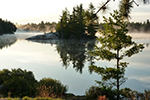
[{"x1": 26, "y1": 32, "x2": 59, "y2": 40}]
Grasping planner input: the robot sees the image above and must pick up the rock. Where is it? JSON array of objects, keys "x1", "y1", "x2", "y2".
[{"x1": 26, "y1": 32, "x2": 59, "y2": 40}]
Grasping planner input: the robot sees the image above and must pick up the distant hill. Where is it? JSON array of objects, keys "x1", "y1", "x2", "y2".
[{"x1": 0, "y1": 18, "x2": 17, "y2": 35}]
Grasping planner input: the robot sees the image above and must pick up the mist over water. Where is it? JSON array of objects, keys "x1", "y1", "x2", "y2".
[
  {"x1": 128, "y1": 33, "x2": 150, "y2": 40},
  {"x1": 0, "y1": 31, "x2": 150, "y2": 95}
]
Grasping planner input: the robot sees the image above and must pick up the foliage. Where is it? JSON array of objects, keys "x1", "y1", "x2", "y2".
[
  {"x1": 37, "y1": 85, "x2": 52, "y2": 98},
  {"x1": 97, "y1": 95, "x2": 109, "y2": 100},
  {"x1": 89, "y1": 10, "x2": 144, "y2": 100},
  {"x1": 120, "y1": 88, "x2": 138, "y2": 99},
  {"x1": 0, "y1": 18, "x2": 17, "y2": 35},
  {"x1": 143, "y1": 90, "x2": 150, "y2": 100},
  {"x1": 85, "y1": 86, "x2": 116, "y2": 100},
  {"x1": 0, "y1": 97, "x2": 64, "y2": 100},
  {"x1": 0, "y1": 68, "x2": 37, "y2": 97},
  {"x1": 22, "y1": 96, "x2": 32, "y2": 100},
  {"x1": 37, "y1": 78, "x2": 68, "y2": 98},
  {"x1": 119, "y1": 0, "x2": 133, "y2": 19},
  {"x1": 56, "y1": 3, "x2": 99, "y2": 39},
  {"x1": 120, "y1": 88, "x2": 150, "y2": 99},
  {"x1": 0, "y1": 68, "x2": 68, "y2": 98}
]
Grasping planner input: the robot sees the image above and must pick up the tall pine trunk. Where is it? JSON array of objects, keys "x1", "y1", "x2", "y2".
[{"x1": 117, "y1": 49, "x2": 120, "y2": 100}]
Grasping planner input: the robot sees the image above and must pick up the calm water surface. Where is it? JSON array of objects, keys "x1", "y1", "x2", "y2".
[{"x1": 0, "y1": 32, "x2": 150, "y2": 95}]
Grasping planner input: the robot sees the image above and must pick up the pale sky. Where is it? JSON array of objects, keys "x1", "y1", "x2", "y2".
[{"x1": 0, "y1": 0, "x2": 150, "y2": 24}]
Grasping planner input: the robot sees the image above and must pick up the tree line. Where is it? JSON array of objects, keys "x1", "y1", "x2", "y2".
[
  {"x1": 17, "y1": 19, "x2": 150, "y2": 36},
  {"x1": 98, "y1": 19, "x2": 150, "y2": 33},
  {"x1": 128, "y1": 19, "x2": 150, "y2": 33},
  {"x1": 17, "y1": 21, "x2": 57, "y2": 33},
  {"x1": 0, "y1": 18, "x2": 17, "y2": 35}
]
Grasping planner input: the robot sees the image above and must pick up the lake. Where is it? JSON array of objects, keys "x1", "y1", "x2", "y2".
[{"x1": 0, "y1": 31, "x2": 150, "y2": 95}]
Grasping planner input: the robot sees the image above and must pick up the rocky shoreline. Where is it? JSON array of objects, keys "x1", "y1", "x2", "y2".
[
  {"x1": 26, "y1": 32, "x2": 97, "y2": 40},
  {"x1": 26, "y1": 32, "x2": 59, "y2": 40}
]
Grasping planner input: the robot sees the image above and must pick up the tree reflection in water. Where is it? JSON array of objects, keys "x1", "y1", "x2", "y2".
[
  {"x1": 0, "y1": 35, "x2": 17, "y2": 49},
  {"x1": 56, "y1": 39, "x2": 96, "y2": 73},
  {"x1": 29, "y1": 39, "x2": 97, "y2": 73}
]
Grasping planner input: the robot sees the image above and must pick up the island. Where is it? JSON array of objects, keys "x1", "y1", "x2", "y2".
[{"x1": 26, "y1": 3, "x2": 98, "y2": 40}]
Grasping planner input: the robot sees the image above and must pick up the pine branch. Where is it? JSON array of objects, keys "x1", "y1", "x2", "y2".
[{"x1": 95, "y1": 0, "x2": 111, "y2": 15}]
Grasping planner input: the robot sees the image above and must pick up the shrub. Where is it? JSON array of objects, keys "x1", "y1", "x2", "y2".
[
  {"x1": 86, "y1": 86, "x2": 116, "y2": 100},
  {"x1": 0, "y1": 68, "x2": 37, "y2": 97},
  {"x1": 97, "y1": 95, "x2": 109, "y2": 100},
  {"x1": 22, "y1": 96, "x2": 32, "y2": 100},
  {"x1": 14, "y1": 98, "x2": 20, "y2": 100},
  {"x1": 37, "y1": 78, "x2": 68, "y2": 98},
  {"x1": 5, "y1": 97, "x2": 13, "y2": 100}
]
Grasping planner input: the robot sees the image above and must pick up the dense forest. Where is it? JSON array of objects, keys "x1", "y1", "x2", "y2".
[{"x1": 0, "y1": 18, "x2": 17, "y2": 35}]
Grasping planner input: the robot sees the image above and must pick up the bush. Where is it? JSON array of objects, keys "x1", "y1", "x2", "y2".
[
  {"x1": 0, "y1": 68, "x2": 68, "y2": 98},
  {"x1": 5, "y1": 97, "x2": 13, "y2": 100},
  {"x1": 86, "y1": 86, "x2": 116, "y2": 100},
  {"x1": 36, "y1": 78, "x2": 68, "y2": 98},
  {"x1": 0, "y1": 68, "x2": 37, "y2": 97},
  {"x1": 22, "y1": 96, "x2": 32, "y2": 100}
]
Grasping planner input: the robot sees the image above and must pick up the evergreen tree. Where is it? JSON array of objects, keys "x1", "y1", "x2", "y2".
[
  {"x1": 56, "y1": 3, "x2": 98, "y2": 39},
  {"x1": 89, "y1": 10, "x2": 144, "y2": 100},
  {"x1": 56, "y1": 8, "x2": 70, "y2": 38},
  {"x1": 119, "y1": 0, "x2": 133, "y2": 19},
  {"x1": 85, "y1": 3, "x2": 99, "y2": 38}
]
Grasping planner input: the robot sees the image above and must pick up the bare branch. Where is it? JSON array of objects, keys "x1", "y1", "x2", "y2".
[{"x1": 132, "y1": 0, "x2": 139, "y2": 6}]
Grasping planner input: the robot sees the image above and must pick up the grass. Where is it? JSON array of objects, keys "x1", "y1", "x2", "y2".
[{"x1": 0, "y1": 97, "x2": 64, "y2": 100}]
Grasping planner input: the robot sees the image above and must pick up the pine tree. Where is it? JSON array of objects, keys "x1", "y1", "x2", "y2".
[{"x1": 89, "y1": 10, "x2": 144, "y2": 100}]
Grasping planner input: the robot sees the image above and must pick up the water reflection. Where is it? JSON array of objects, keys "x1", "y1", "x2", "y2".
[
  {"x1": 0, "y1": 33, "x2": 150, "y2": 94},
  {"x1": 26, "y1": 38, "x2": 150, "y2": 74},
  {"x1": 56, "y1": 39, "x2": 96, "y2": 73},
  {"x1": 144, "y1": 43, "x2": 149, "y2": 47},
  {"x1": 28, "y1": 39, "x2": 96, "y2": 73},
  {"x1": 0, "y1": 35, "x2": 17, "y2": 49}
]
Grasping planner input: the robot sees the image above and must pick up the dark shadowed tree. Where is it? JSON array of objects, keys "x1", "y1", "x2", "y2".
[
  {"x1": 0, "y1": 68, "x2": 37, "y2": 97},
  {"x1": 0, "y1": 18, "x2": 17, "y2": 35}
]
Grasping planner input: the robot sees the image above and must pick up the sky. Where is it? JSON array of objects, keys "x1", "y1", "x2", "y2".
[{"x1": 0, "y1": 0, "x2": 150, "y2": 24}]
